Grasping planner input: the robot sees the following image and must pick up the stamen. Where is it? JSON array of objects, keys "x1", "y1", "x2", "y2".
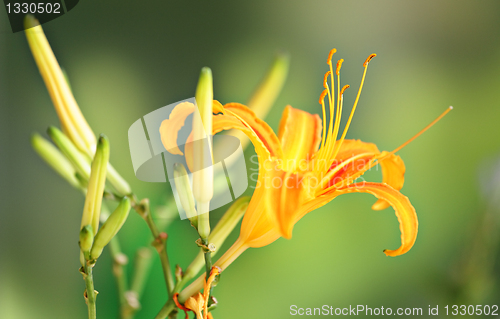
[
  {"x1": 336, "y1": 59, "x2": 344, "y2": 75},
  {"x1": 340, "y1": 84, "x2": 350, "y2": 95},
  {"x1": 323, "y1": 60, "x2": 346, "y2": 167},
  {"x1": 318, "y1": 89, "x2": 328, "y2": 104},
  {"x1": 327, "y1": 49, "x2": 337, "y2": 64},
  {"x1": 323, "y1": 71, "x2": 331, "y2": 89},
  {"x1": 330, "y1": 54, "x2": 376, "y2": 161},
  {"x1": 319, "y1": 106, "x2": 453, "y2": 194},
  {"x1": 363, "y1": 54, "x2": 377, "y2": 67},
  {"x1": 319, "y1": 90, "x2": 328, "y2": 149},
  {"x1": 390, "y1": 106, "x2": 453, "y2": 154}
]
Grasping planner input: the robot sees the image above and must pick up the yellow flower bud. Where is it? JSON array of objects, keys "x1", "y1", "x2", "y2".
[
  {"x1": 81, "y1": 135, "x2": 110, "y2": 234},
  {"x1": 24, "y1": 15, "x2": 96, "y2": 155},
  {"x1": 90, "y1": 197, "x2": 131, "y2": 260},
  {"x1": 47, "y1": 126, "x2": 91, "y2": 180},
  {"x1": 31, "y1": 132, "x2": 80, "y2": 188},
  {"x1": 24, "y1": 16, "x2": 131, "y2": 197}
]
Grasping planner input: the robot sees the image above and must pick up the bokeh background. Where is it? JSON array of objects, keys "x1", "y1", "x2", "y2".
[{"x1": 2, "y1": 0, "x2": 500, "y2": 318}]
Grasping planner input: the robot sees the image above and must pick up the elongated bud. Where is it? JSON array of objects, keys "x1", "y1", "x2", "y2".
[
  {"x1": 248, "y1": 52, "x2": 290, "y2": 119},
  {"x1": 183, "y1": 197, "x2": 250, "y2": 279},
  {"x1": 193, "y1": 67, "x2": 214, "y2": 203},
  {"x1": 193, "y1": 67, "x2": 214, "y2": 240},
  {"x1": 90, "y1": 197, "x2": 131, "y2": 260},
  {"x1": 173, "y1": 163, "x2": 198, "y2": 227},
  {"x1": 31, "y1": 132, "x2": 80, "y2": 188},
  {"x1": 107, "y1": 164, "x2": 132, "y2": 196},
  {"x1": 47, "y1": 126, "x2": 91, "y2": 180},
  {"x1": 81, "y1": 135, "x2": 110, "y2": 234},
  {"x1": 215, "y1": 52, "x2": 290, "y2": 164},
  {"x1": 24, "y1": 15, "x2": 96, "y2": 155},
  {"x1": 209, "y1": 196, "x2": 249, "y2": 249},
  {"x1": 79, "y1": 225, "x2": 94, "y2": 253}
]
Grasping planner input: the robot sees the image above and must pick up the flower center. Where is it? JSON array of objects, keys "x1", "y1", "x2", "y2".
[{"x1": 313, "y1": 50, "x2": 377, "y2": 175}]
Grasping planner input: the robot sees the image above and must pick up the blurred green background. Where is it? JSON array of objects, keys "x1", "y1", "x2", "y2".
[{"x1": 2, "y1": 0, "x2": 500, "y2": 318}]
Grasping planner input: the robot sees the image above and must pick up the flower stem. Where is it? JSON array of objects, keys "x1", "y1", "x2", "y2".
[
  {"x1": 107, "y1": 236, "x2": 128, "y2": 309},
  {"x1": 83, "y1": 262, "x2": 97, "y2": 319},
  {"x1": 133, "y1": 198, "x2": 175, "y2": 296},
  {"x1": 202, "y1": 238, "x2": 212, "y2": 282},
  {"x1": 154, "y1": 299, "x2": 176, "y2": 319}
]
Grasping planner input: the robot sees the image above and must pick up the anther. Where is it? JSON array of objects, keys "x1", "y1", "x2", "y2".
[
  {"x1": 363, "y1": 54, "x2": 377, "y2": 67},
  {"x1": 319, "y1": 89, "x2": 328, "y2": 104},
  {"x1": 327, "y1": 49, "x2": 337, "y2": 64},
  {"x1": 340, "y1": 85, "x2": 350, "y2": 95},
  {"x1": 323, "y1": 71, "x2": 331, "y2": 88},
  {"x1": 336, "y1": 59, "x2": 344, "y2": 75}
]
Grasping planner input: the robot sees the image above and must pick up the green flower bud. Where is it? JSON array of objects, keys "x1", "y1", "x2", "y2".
[
  {"x1": 79, "y1": 225, "x2": 94, "y2": 253},
  {"x1": 173, "y1": 163, "x2": 198, "y2": 227},
  {"x1": 247, "y1": 52, "x2": 290, "y2": 119},
  {"x1": 106, "y1": 164, "x2": 132, "y2": 196},
  {"x1": 81, "y1": 135, "x2": 110, "y2": 234},
  {"x1": 222, "y1": 52, "x2": 290, "y2": 155},
  {"x1": 209, "y1": 196, "x2": 249, "y2": 249},
  {"x1": 184, "y1": 196, "x2": 249, "y2": 278},
  {"x1": 47, "y1": 126, "x2": 91, "y2": 180},
  {"x1": 90, "y1": 197, "x2": 131, "y2": 260},
  {"x1": 31, "y1": 132, "x2": 80, "y2": 188},
  {"x1": 193, "y1": 67, "x2": 214, "y2": 240}
]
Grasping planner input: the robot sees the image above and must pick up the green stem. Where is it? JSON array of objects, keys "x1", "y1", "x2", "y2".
[
  {"x1": 83, "y1": 262, "x2": 97, "y2": 319},
  {"x1": 108, "y1": 236, "x2": 128, "y2": 308},
  {"x1": 134, "y1": 199, "x2": 175, "y2": 296},
  {"x1": 202, "y1": 238, "x2": 212, "y2": 281},
  {"x1": 154, "y1": 299, "x2": 176, "y2": 319},
  {"x1": 130, "y1": 247, "x2": 154, "y2": 298}
]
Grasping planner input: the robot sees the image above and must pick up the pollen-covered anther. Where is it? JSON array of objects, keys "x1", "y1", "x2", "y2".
[
  {"x1": 363, "y1": 54, "x2": 377, "y2": 67},
  {"x1": 336, "y1": 59, "x2": 344, "y2": 75},
  {"x1": 327, "y1": 48, "x2": 337, "y2": 64},
  {"x1": 340, "y1": 85, "x2": 350, "y2": 95},
  {"x1": 319, "y1": 89, "x2": 328, "y2": 104},
  {"x1": 323, "y1": 71, "x2": 331, "y2": 89}
]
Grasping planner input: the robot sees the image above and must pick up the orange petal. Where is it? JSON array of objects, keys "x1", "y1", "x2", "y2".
[
  {"x1": 159, "y1": 102, "x2": 195, "y2": 155},
  {"x1": 262, "y1": 167, "x2": 310, "y2": 239},
  {"x1": 238, "y1": 173, "x2": 282, "y2": 248},
  {"x1": 184, "y1": 292, "x2": 204, "y2": 319},
  {"x1": 336, "y1": 182, "x2": 418, "y2": 257},
  {"x1": 235, "y1": 160, "x2": 284, "y2": 248},
  {"x1": 323, "y1": 152, "x2": 377, "y2": 190},
  {"x1": 277, "y1": 105, "x2": 322, "y2": 171},
  {"x1": 222, "y1": 103, "x2": 283, "y2": 159},
  {"x1": 372, "y1": 151, "x2": 406, "y2": 210},
  {"x1": 334, "y1": 139, "x2": 380, "y2": 161}
]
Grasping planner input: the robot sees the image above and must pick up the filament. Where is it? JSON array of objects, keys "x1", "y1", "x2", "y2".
[{"x1": 390, "y1": 106, "x2": 453, "y2": 154}]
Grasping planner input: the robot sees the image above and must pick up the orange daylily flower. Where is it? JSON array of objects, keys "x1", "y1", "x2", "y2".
[
  {"x1": 174, "y1": 267, "x2": 220, "y2": 319},
  {"x1": 162, "y1": 50, "x2": 452, "y2": 280}
]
